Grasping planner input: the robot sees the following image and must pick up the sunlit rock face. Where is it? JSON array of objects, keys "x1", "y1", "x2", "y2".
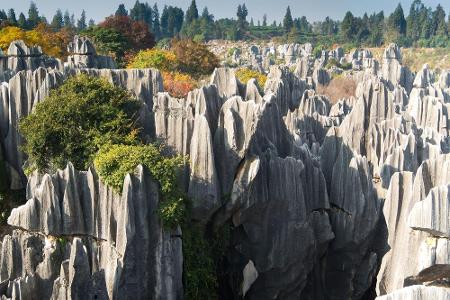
[
  {"x1": 3, "y1": 164, "x2": 183, "y2": 300},
  {"x1": 1, "y1": 39, "x2": 450, "y2": 300}
]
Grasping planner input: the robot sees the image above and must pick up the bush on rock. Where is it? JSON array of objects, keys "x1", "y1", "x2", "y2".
[{"x1": 19, "y1": 74, "x2": 141, "y2": 173}]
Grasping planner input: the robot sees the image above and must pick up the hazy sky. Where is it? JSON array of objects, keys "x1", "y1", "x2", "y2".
[{"x1": 2, "y1": 0, "x2": 450, "y2": 24}]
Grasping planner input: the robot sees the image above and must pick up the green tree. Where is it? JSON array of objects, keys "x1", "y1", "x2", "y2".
[
  {"x1": 152, "y1": 4, "x2": 161, "y2": 39},
  {"x1": 262, "y1": 14, "x2": 267, "y2": 27},
  {"x1": 82, "y1": 26, "x2": 127, "y2": 59},
  {"x1": 19, "y1": 74, "x2": 141, "y2": 172},
  {"x1": 77, "y1": 10, "x2": 87, "y2": 31},
  {"x1": 388, "y1": 3, "x2": 407, "y2": 35},
  {"x1": 115, "y1": 4, "x2": 128, "y2": 16},
  {"x1": 63, "y1": 10, "x2": 72, "y2": 28},
  {"x1": 420, "y1": 7, "x2": 433, "y2": 39},
  {"x1": 341, "y1": 11, "x2": 355, "y2": 41},
  {"x1": 51, "y1": 9, "x2": 63, "y2": 31},
  {"x1": 283, "y1": 6, "x2": 294, "y2": 32},
  {"x1": 7, "y1": 9, "x2": 17, "y2": 25},
  {"x1": 185, "y1": 0, "x2": 199, "y2": 24},
  {"x1": 160, "y1": 5, "x2": 184, "y2": 38},
  {"x1": 407, "y1": 0, "x2": 423, "y2": 41},
  {"x1": 27, "y1": 2, "x2": 40, "y2": 28},
  {"x1": 432, "y1": 4, "x2": 447, "y2": 36},
  {"x1": 236, "y1": 4, "x2": 248, "y2": 30},
  {"x1": 17, "y1": 13, "x2": 27, "y2": 29},
  {"x1": 129, "y1": 0, "x2": 152, "y2": 28}
]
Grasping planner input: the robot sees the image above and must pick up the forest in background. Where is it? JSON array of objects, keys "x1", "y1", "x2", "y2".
[{"x1": 0, "y1": 0, "x2": 449, "y2": 51}]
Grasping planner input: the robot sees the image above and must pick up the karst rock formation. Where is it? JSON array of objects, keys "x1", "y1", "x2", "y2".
[{"x1": 0, "y1": 37, "x2": 449, "y2": 299}]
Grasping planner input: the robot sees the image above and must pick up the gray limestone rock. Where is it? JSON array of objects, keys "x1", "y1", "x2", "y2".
[
  {"x1": 3, "y1": 164, "x2": 183, "y2": 299},
  {"x1": 65, "y1": 36, "x2": 116, "y2": 69},
  {"x1": 210, "y1": 67, "x2": 242, "y2": 99},
  {"x1": 264, "y1": 65, "x2": 307, "y2": 115},
  {"x1": 225, "y1": 150, "x2": 333, "y2": 299},
  {"x1": 376, "y1": 285, "x2": 450, "y2": 300},
  {"x1": 409, "y1": 185, "x2": 450, "y2": 238}
]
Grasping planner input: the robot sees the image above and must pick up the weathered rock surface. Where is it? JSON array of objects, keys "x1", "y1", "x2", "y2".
[
  {"x1": 2, "y1": 164, "x2": 183, "y2": 299},
  {"x1": 376, "y1": 285, "x2": 450, "y2": 300},
  {"x1": 1, "y1": 40, "x2": 450, "y2": 300},
  {"x1": 65, "y1": 36, "x2": 116, "y2": 69}
]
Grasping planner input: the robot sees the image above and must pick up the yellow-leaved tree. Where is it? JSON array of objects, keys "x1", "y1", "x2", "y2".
[{"x1": 0, "y1": 24, "x2": 71, "y2": 58}]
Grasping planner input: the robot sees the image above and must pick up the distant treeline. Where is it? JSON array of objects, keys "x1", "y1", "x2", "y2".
[{"x1": 0, "y1": 0, "x2": 449, "y2": 48}]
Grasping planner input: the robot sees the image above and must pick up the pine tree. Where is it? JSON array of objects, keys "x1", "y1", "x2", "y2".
[
  {"x1": 63, "y1": 10, "x2": 72, "y2": 28},
  {"x1": 341, "y1": 11, "x2": 355, "y2": 41},
  {"x1": 7, "y1": 9, "x2": 17, "y2": 25},
  {"x1": 0, "y1": 10, "x2": 7, "y2": 22},
  {"x1": 236, "y1": 3, "x2": 248, "y2": 30},
  {"x1": 250, "y1": 18, "x2": 254, "y2": 27},
  {"x1": 152, "y1": 4, "x2": 161, "y2": 39},
  {"x1": 432, "y1": 4, "x2": 447, "y2": 36},
  {"x1": 116, "y1": 4, "x2": 128, "y2": 16},
  {"x1": 77, "y1": 10, "x2": 87, "y2": 31},
  {"x1": 185, "y1": 0, "x2": 199, "y2": 24},
  {"x1": 18, "y1": 13, "x2": 27, "y2": 29},
  {"x1": 28, "y1": 1, "x2": 40, "y2": 28},
  {"x1": 420, "y1": 7, "x2": 433, "y2": 39},
  {"x1": 88, "y1": 19, "x2": 95, "y2": 27},
  {"x1": 283, "y1": 6, "x2": 294, "y2": 32},
  {"x1": 51, "y1": 9, "x2": 64, "y2": 30},
  {"x1": 130, "y1": 1, "x2": 142, "y2": 21},
  {"x1": 262, "y1": 14, "x2": 267, "y2": 27},
  {"x1": 388, "y1": 3, "x2": 406, "y2": 35},
  {"x1": 406, "y1": 0, "x2": 424, "y2": 41}
]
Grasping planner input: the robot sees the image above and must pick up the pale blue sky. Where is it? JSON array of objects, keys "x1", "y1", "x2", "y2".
[{"x1": 1, "y1": 0, "x2": 449, "y2": 24}]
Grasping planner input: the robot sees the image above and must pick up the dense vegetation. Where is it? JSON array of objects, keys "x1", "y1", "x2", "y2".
[
  {"x1": 127, "y1": 39, "x2": 218, "y2": 97},
  {"x1": 20, "y1": 75, "x2": 187, "y2": 226},
  {"x1": 19, "y1": 74, "x2": 227, "y2": 298},
  {"x1": 94, "y1": 144, "x2": 186, "y2": 228},
  {"x1": 19, "y1": 74, "x2": 141, "y2": 173}
]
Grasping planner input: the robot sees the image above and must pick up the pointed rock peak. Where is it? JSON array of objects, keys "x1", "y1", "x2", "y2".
[
  {"x1": 67, "y1": 35, "x2": 96, "y2": 55},
  {"x1": 438, "y1": 70, "x2": 450, "y2": 89},
  {"x1": 7, "y1": 40, "x2": 42, "y2": 57},
  {"x1": 210, "y1": 67, "x2": 240, "y2": 99},
  {"x1": 413, "y1": 64, "x2": 434, "y2": 89},
  {"x1": 383, "y1": 43, "x2": 402, "y2": 61}
]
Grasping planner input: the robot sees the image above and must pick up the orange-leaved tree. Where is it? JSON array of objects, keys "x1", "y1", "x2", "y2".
[{"x1": 171, "y1": 39, "x2": 219, "y2": 78}]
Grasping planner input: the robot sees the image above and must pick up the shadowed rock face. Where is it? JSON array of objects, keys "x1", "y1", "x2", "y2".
[{"x1": 1, "y1": 40, "x2": 450, "y2": 299}]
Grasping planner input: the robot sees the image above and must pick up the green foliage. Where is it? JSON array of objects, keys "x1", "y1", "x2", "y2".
[
  {"x1": 283, "y1": 6, "x2": 293, "y2": 32},
  {"x1": 313, "y1": 44, "x2": 326, "y2": 58},
  {"x1": 0, "y1": 159, "x2": 25, "y2": 224},
  {"x1": 127, "y1": 48, "x2": 177, "y2": 71},
  {"x1": 19, "y1": 74, "x2": 141, "y2": 173},
  {"x1": 94, "y1": 144, "x2": 187, "y2": 227},
  {"x1": 81, "y1": 26, "x2": 127, "y2": 59},
  {"x1": 183, "y1": 223, "x2": 231, "y2": 300},
  {"x1": 56, "y1": 236, "x2": 68, "y2": 249},
  {"x1": 325, "y1": 58, "x2": 352, "y2": 70}
]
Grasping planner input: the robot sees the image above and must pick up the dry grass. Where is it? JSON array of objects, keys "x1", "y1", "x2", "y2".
[
  {"x1": 367, "y1": 47, "x2": 450, "y2": 72},
  {"x1": 317, "y1": 77, "x2": 357, "y2": 104}
]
